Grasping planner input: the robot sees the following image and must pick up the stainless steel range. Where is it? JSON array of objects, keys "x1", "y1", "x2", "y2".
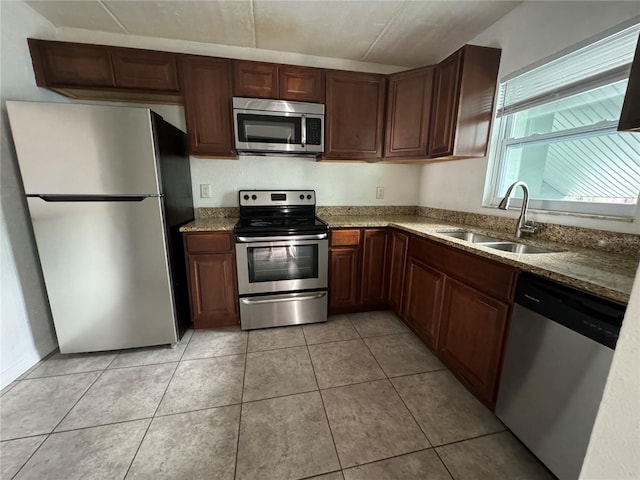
[{"x1": 234, "y1": 190, "x2": 329, "y2": 330}]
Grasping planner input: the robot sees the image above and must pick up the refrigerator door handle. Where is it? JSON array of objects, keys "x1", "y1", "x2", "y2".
[{"x1": 33, "y1": 195, "x2": 150, "y2": 202}]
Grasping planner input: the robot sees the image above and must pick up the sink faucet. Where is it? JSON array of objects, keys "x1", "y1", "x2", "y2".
[{"x1": 498, "y1": 181, "x2": 537, "y2": 238}]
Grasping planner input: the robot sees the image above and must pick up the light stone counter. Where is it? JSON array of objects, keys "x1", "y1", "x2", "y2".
[
  {"x1": 323, "y1": 215, "x2": 637, "y2": 304},
  {"x1": 179, "y1": 213, "x2": 637, "y2": 303}
]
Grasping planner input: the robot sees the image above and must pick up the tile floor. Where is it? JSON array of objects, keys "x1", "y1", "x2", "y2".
[{"x1": 0, "y1": 311, "x2": 556, "y2": 480}]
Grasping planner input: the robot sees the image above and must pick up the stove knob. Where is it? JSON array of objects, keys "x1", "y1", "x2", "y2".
[
  {"x1": 306, "y1": 194, "x2": 312, "y2": 200},
  {"x1": 251, "y1": 194, "x2": 257, "y2": 200},
  {"x1": 243, "y1": 194, "x2": 250, "y2": 200},
  {"x1": 299, "y1": 194, "x2": 305, "y2": 200}
]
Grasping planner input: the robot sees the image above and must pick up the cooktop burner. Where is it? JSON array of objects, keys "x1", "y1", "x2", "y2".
[{"x1": 234, "y1": 189, "x2": 328, "y2": 237}]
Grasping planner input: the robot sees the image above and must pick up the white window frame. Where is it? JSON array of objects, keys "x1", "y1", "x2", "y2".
[{"x1": 484, "y1": 22, "x2": 640, "y2": 220}]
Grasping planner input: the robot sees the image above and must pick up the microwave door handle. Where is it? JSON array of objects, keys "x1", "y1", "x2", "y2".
[{"x1": 301, "y1": 114, "x2": 306, "y2": 147}]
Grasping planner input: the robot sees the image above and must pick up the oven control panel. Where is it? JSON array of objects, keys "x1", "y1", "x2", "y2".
[{"x1": 239, "y1": 190, "x2": 316, "y2": 206}]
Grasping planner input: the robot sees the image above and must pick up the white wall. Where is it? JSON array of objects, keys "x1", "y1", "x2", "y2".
[
  {"x1": 580, "y1": 263, "x2": 640, "y2": 479},
  {"x1": 418, "y1": 1, "x2": 640, "y2": 234},
  {"x1": 1, "y1": 1, "x2": 60, "y2": 387}
]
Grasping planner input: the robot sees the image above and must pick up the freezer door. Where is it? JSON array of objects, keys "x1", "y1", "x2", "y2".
[
  {"x1": 27, "y1": 196, "x2": 178, "y2": 353},
  {"x1": 7, "y1": 101, "x2": 160, "y2": 195}
]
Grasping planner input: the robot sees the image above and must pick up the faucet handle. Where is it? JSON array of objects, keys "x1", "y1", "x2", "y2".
[{"x1": 520, "y1": 221, "x2": 537, "y2": 235}]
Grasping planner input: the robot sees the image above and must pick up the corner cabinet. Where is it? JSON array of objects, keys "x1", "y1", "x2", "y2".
[
  {"x1": 184, "y1": 232, "x2": 239, "y2": 328},
  {"x1": 384, "y1": 67, "x2": 435, "y2": 159},
  {"x1": 619, "y1": 36, "x2": 640, "y2": 131},
  {"x1": 428, "y1": 45, "x2": 501, "y2": 159},
  {"x1": 181, "y1": 55, "x2": 235, "y2": 157},
  {"x1": 387, "y1": 230, "x2": 409, "y2": 315},
  {"x1": 324, "y1": 71, "x2": 386, "y2": 160}
]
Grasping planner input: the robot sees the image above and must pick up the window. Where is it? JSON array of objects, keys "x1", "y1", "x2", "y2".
[{"x1": 485, "y1": 23, "x2": 640, "y2": 218}]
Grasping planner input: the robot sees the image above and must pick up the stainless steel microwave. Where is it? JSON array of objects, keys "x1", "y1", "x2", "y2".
[{"x1": 232, "y1": 97, "x2": 324, "y2": 155}]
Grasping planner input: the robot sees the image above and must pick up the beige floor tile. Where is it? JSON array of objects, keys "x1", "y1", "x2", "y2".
[
  {"x1": 321, "y1": 379, "x2": 429, "y2": 468},
  {"x1": 236, "y1": 391, "x2": 340, "y2": 480},
  {"x1": 157, "y1": 355, "x2": 245, "y2": 415},
  {"x1": 0, "y1": 372, "x2": 99, "y2": 440},
  {"x1": 15, "y1": 420, "x2": 149, "y2": 480},
  {"x1": 348, "y1": 311, "x2": 408, "y2": 338},
  {"x1": 364, "y1": 333, "x2": 444, "y2": 377},
  {"x1": 303, "y1": 315, "x2": 360, "y2": 345},
  {"x1": 243, "y1": 346, "x2": 317, "y2": 402},
  {"x1": 127, "y1": 405, "x2": 240, "y2": 480},
  {"x1": 247, "y1": 325, "x2": 306, "y2": 352},
  {"x1": 0, "y1": 435, "x2": 47, "y2": 479},
  {"x1": 56, "y1": 363, "x2": 175, "y2": 431},
  {"x1": 110, "y1": 329, "x2": 193, "y2": 368},
  {"x1": 308, "y1": 339, "x2": 385, "y2": 389},
  {"x1": 25, "y1": 352, "x2": 117, "y2": 378},
  {"x1": 182, "y1": 327, "x2": 247, "y2": 360},
  {"x1": 391, "y1": 370, "x2": 504, "y2": 446},
  {"x1": 343, "y1": 449, "x2": 452, "y2": 480},
  {"x1": 436, "y1": 431, "x2": 555, "y2": 480}
]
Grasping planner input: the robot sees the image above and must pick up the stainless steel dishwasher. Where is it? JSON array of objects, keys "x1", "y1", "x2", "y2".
[{"x1": 496, "y1": 274, "x2": 625, "y2": 480}]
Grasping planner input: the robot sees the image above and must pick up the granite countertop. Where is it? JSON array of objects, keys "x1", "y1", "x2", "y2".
[
  {"x1": 180, "y1": 217, "x2": 238, "y2": 232},
  {"x1": 179, "y1": 214, "x2": 637, "y2": 304}
]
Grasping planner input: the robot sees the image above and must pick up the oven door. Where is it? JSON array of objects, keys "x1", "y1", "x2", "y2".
[{"x1": 235, "y1": 235, "x2": 328, "y2": 295}]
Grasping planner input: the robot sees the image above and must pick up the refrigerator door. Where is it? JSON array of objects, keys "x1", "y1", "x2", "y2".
[
  {"x1": 7, "y1": 101, "x2": 160, "y2": 195},
  {"x1": 27, "y1": 196, "x2": 178, "y2": 353}
]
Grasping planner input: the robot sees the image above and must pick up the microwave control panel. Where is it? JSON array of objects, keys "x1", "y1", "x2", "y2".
[{"x1": 306, "y1": 118, "x2": 322, "y2": 145}]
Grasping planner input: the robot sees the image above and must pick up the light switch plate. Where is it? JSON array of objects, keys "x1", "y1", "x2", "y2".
[{"x1": 376, "y1": 186, "x2": 384, "y2": 199}]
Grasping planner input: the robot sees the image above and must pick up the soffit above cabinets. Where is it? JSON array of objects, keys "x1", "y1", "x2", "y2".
[{"x1": 25, "y1": 0, "x2": 520, "y2": 68}]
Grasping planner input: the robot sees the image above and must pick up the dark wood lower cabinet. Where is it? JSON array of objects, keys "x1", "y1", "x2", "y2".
[
  {"x1": 329, "y1": 246, "x2": 361, "y2": 311},
  {"x1": 438, "y1": 277, "x2": 509, "y2": 406},
  {"x1": 403, "y1": 258, "x2": 445, "y2": 350},
  {"x1": 184, "y1": 232, "x2": 239, "y2": 328},
  {"x1": 360, "y1": 229, "x2": 389, "y2": 307},
  {"x1": 387, "y1": 230, "x2": 408, "y2": 315}
]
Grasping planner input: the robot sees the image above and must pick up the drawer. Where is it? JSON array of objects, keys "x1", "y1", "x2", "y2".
[
  {"x1": 331, "y1": 229, "x2": 361, "y2": 247},
  {"x1": 185, "y1": 232, "x2": 233, "y2": 253}
]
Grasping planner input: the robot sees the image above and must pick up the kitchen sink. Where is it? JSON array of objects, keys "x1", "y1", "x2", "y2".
[
  {"x1": 481, "y1": 242, "x2": 557, "y2": 254},
  {"x1": 437, "y1": 231, "x2": 504, "y2": 243}
]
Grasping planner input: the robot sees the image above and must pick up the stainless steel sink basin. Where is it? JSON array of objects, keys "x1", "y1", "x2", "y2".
[
  {"x1": 481, "y1": 242, "x2": 557, "y2": 254},
  {"x1": 438, "y1": 231, "x2": 504, "y2": 243}
]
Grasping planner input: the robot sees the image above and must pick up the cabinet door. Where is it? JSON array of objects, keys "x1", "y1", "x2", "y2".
[
  {"x1": 387, "y1": 231, "x2": 408, "y2": 315},
  {"x1": 30, "y1": 40, "x2": 115, "y2": 88},
  {"x1": 439, "y1": 278, "x2": 509, "y2": 405},
  {"x1": 233, "y1": 61, "x2": 278, "y2": 98},
  {"x1": 428, "y1": 50, "x2": 462, "y2": 157},
  {"x1": 619, "y1": 36, "x2": 640, "y2": 131},
  {"x1": 111, "y1": 48, "x2": 179, "y2": 92},
  {"x1": 325, "y1": 71, "x2": 386, "y2": 160},
  {"x1": 181, "y1": 55, "x2": 235, "y2": 157},
  {"x1": 279, "y1": 65, "x2": 325, "y2": 103},
  {"x1": 403, "y1": 258, "x2": 445, "y2": 349},
  {"x1": 385, "y1": 67, "x2": 434, "y2": 158},
  {"x1": 329, "y1": 247, "x2": 360, "y2": 310},
  {"x1": 361, "y1": 229, "x2": 389, "y2": 306},
  {"x1": 187, "y1": 253, "x2": 239, "y2": 328}
]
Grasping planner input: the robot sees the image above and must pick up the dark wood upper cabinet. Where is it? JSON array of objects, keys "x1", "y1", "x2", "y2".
[
  {"x1": 29, "y1": 39, "x2": 115, "y2": 88},
  {"x1": 360, "y1": 229, "x2": 389, "y2": 306},
  {"x1": 181, "y1": 55, "x2": 235, "y2": 157},
  {"x1": 233, "y1": 61, "x2": 324, "y2": 103},
  {"x1": 324, "y1": 71, "x2": 386, "y2": 160},
  {"x1": 385, "y1": 66, "x2": 434, "y2": 159},
  {"x1": 428, "y1": 45, "x2": 501, "y2": 159},
  {"x1": 279, "y1": 65, "x2": 325, "y2": 103},
  {"x1": 233, "y1": 61, "x2": 278, "y2": 98},
  {"x1": 111, "y1": 48, "x2": 179, "y2": 92},
  {"x1": 619, "y1": 36, "x2": 640, "y2": 131}
]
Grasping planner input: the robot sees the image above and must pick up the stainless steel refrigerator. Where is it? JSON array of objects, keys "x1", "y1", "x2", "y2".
[{"x1": 7, "y1": 101, "x2": 194, "y2": 353}]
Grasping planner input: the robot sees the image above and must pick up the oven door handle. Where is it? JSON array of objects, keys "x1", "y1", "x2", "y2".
[
  {"x1": 240, "y1": 292, "x2": 327, "y2": 305},
  {"x1": 236, "y1": 233, "x2": 328, "y2": 243}
]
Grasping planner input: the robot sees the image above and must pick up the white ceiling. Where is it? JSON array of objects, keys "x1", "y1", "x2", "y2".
[{"x1": 25, "y1": 0, "x2": 521, "y2": 67}]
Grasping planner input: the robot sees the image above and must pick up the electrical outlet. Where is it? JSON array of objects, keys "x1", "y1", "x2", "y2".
[
  {"x1": 200, "y1": 184, "x2": 211, "y2": 198},
  {"x1": 376, "y1": 186, "x2": 384, "y2": 199}
]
